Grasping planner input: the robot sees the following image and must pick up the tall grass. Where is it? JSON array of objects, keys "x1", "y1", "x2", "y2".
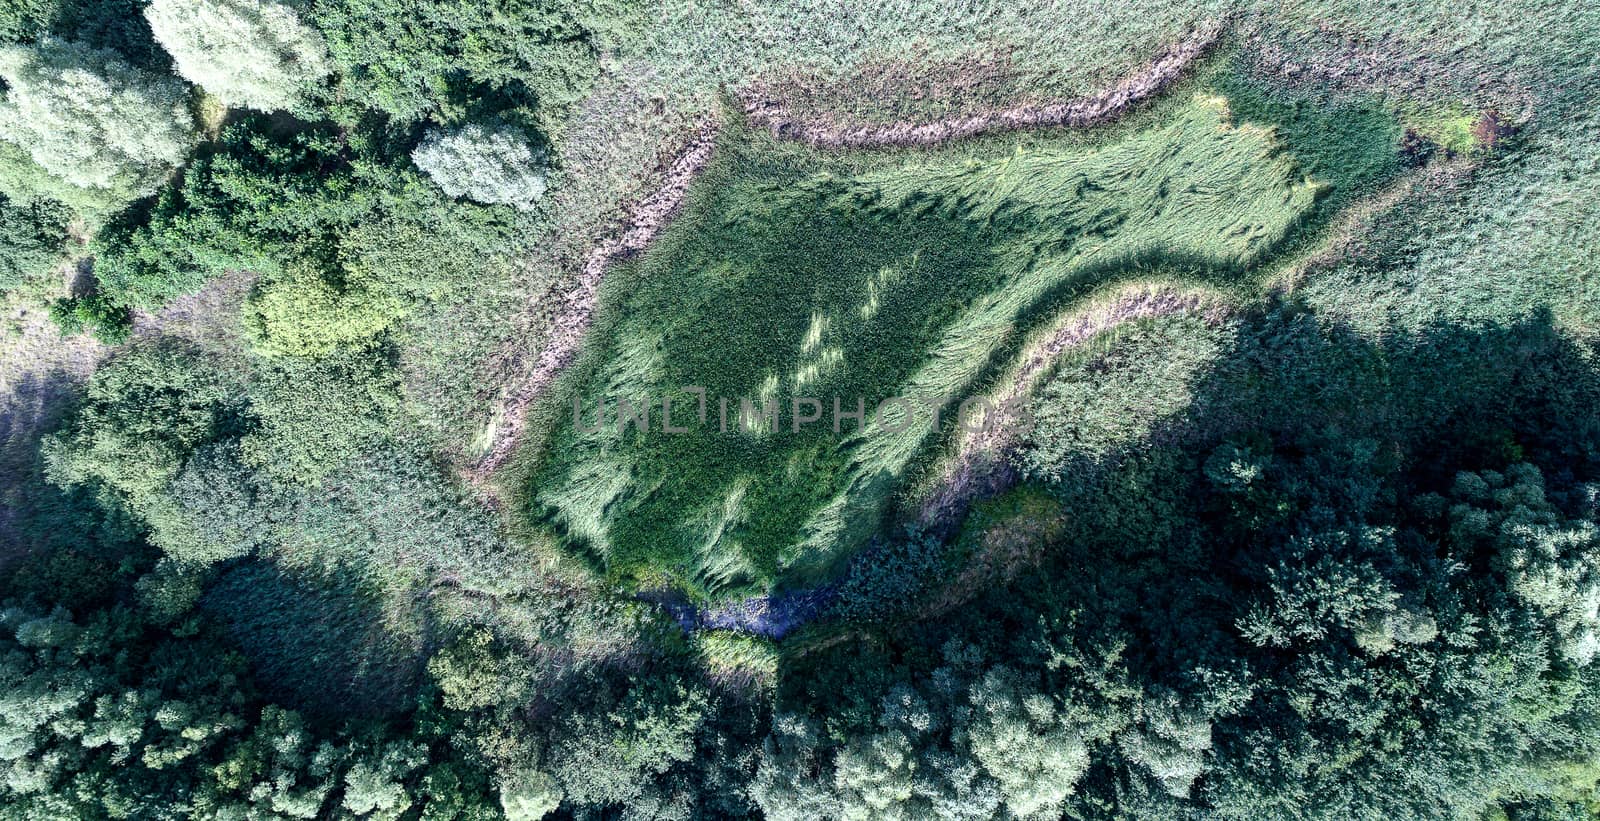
[{"x1": 526, "y1": 87, "x2": 1385, "y2": 600}]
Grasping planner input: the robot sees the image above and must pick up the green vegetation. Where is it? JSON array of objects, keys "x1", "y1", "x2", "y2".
[
  {"x1": 0, "y1": 195, "x2": 73, "y2": 291},
  {"x1": 308, "y1": 0, "x2": 641, "y2": 124},
  {"x1": 144, "y1": 0, "x2": 331, "y2": 113},
  {"x1": 0, "y1": 37, "x2": 194, "y2": 194},
  {"x1": 412, "y1": 123, "x2": 549, "y2": 210},
  {"x1": 771, "y1": 308, "x2": 1600, "y2": 819},
  {"x1": 73, "y1": 116, "x2": 514, "y2": 342},
  {"x1": 532, "y1": 90, "x2": 1355, "y2": 598},
  {"x1": 1, "y1": 0, "x2": 1599, "y2": 817}
]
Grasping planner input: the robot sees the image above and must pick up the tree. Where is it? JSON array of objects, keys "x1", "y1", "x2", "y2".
[
  {"x1": 498, "y1": 768, "x2": 561, "y2": 820},
  {"x1": 411, "y1": 124, "x2": 547, "y2": 210},
  {"x1": 145, "y1": 0, "x2": 330, "y2": 112},
  {"x1": 963, "y1": 669, "x2": 1099, "y2": 819},
  {"x1": 0, "y1": 37, "x2": 195, "y2": 193},
  {"x1": 310, "y1": 0, "x2": 639, "y2": 122},
  {"x1": 832, "y1": 730, "x2": 918, "y2": 820},
  {"x1": 342, "y1": 742, "x2": 427, "y2": 818},
  {"x1": 749, "y1": 714, "x2": 842, "y2": 821},
  {"x1": 544, "y1": 678, "x2": 706, "y2": 808},
  {"x1": 1448, "y1": 464, "x2": 1600, "y2": 665},
  {"x1": 245, "y1": 261, "x2": 405, "y2": 357},
  {"x1": 1117, "y1": 688, "x2": 1221, "y2": 799},
  {"x1": 147, "y1": 441, "x2": 283, "y2": 564},
  {"x1": 42, "y1": 344, "x2": 237, "y2": 505},
  {"x1": 238, "y1": 347, "x2": 403, "y2": 484}
]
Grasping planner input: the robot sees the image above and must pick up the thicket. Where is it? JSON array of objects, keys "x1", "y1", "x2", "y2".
[
  {"x1": 69, "y1": 116, "x2": 514, "y2": 343},
  {"x1": 307, "y1": 0, "x2": 642, "y2": 124}
]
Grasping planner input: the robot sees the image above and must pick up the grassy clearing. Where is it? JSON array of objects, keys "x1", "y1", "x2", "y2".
[{"x1": 526, "y1": 78, "x2": 1401, "y2": 600}]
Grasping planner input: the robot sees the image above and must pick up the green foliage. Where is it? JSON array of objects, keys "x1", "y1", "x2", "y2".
[
  {"x1": 763, "y1": 308, "x2": 1600, "y2": 819},
  {"x1": 543, "y1": 676, "x2": 707, "y2": 807},
  {"x1": 1448, "y1": 464, "x2": 1600, "y2": 665},
  {"x1": 0, "y1": 37, "x2": 195, "y2": 194},
  {"x1": 0, "y1": 140, "x2": 133, "y2": 221},
  {"x1": 145, "y1": 0, "x2": 331, "y2": 112},
  {"x1": 204, "y1": 563, "x2": 426, "y2": 720},
  {"x1": 147, "y1": 441, "x2": 282, "y2": 564},
  {"x1": 498, "y1": 767, "x2": 561, "y2": 820},
  {"x1": 0, "y1": 0, "x2": 53, "y2": 42},
  {"x1": 42, "y1": 344, "x2": 238, "y2": 505},
  {"x1": 0, "y1": 566, "x2": 504, "y2": 818},
  {"x1": 83, "y1": 116, "x2": 512, "y2": 341},
  {"x1": 1018, "y1": 314, "x2": 1231, "y2": 480},
  {"x1": 237, "y1": 345, "x2": 402, "y2": 484},
  {"x1": 6, "y1": 2, "x2": 1600, "y2": 818},
  {"x1": 693, "y1": 631, "x2": 779, "y2": 682},
  {"x1": 309, "y1": 0, "x2": 643, "y2": 122},
  {"x1": 833, "y1": 528, "x2": 948, "y2": 622},
  {"x1": 0, "y1": 194, "x2": 73, "y2": 292},
  {"x1": 245, "y1": 261, "x2": 407, "y2": 357}
]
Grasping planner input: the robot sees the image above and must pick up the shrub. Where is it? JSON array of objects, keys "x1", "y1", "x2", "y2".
[
  {"x1": 0, "y1": 194, "x2": 73, "y2": 291},
  {"x1": 0, "y1": 37, "x2": 196, "y2": 193},
  {"x1": 145, "y1": 0, "x2": 331, "y2": 112},
  {"x1": 245, "y1": 262, "x2": 405, "y2": 357},
  {"x1": 145, "y1": 441, "x2": 282, "y2": 564},
  {"x1": 42, "y1": 344, "x2": 238, "y2": 504},
  {"x1": 80, "y1": 116, "x2": 511, "y2": 340},
  {"x1": 238, "y1": 346, "x2": 403, "y2": 485},
  {"x1": 411, "y1": 123, "x2": 547, "y2": 210}
]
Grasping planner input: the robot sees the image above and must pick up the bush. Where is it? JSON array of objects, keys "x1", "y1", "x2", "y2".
[
  {"x1": 834, "y1": 527, "x2": 947, "y2": 622},
  {"x1": 238, "y1": 346, "x2": 403, "y2": 485},
  {"x1": 0, "y1": 37, "x2": 195, "y2": 193},
  {"x1": 145, "y1": 0, "x2": 330, "y2": 112},
  {"x1": 0, "y1": 194, "x2": 73, "y2": 291},
  {"x1": 42, "y1": 344, "x2": 238, "y2": 504},
  {"x1": 411, "y1": 123, "x2": 547, "y2": 210},
  {"x1": 82, "y1": 117, "x2": 512, "y2": 340},
  {"x1": 245, "y1": 262, "x2": 405, "y2": 356}
]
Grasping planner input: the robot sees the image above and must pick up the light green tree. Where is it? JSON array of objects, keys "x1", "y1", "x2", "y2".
[
  {"x1": 0, "y1": 38, "x2": 196, "y2": 193},
  {"x1": 411, "y1": 124, "x2": 547, "y2": 210},
  {"x1": 341, "y1": 742, "x2": 426, "y2": 818},
  {"x1": 1458, "y1": 464, "x2": 1600, "y2": 665},
  {"x1": 145, "y1": 0, "x2": 331, "y2": 112},
  {"x1": 1116, "y1": 688, "x2": 1216, "y2": 799},
  {"x1": 833, "y1": 730, "x2": 918, "y2": 821},
  {"x1": 245, "y1": 261, "x2": 406, "y2": 357},
  {"x1": 499, "y1": 768, "x2": 562, "y2": 820},
  {"x1": 964, "y1": 669, "x2": 1094, "y2": 819}
]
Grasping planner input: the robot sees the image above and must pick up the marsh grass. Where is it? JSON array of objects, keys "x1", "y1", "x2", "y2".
[{"x1": 522, "y1": 71, "x2": 1406, "y2": 601}]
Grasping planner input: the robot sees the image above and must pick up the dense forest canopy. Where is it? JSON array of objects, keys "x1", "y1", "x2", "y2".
[{"x1": 0, "y1": 0, "x2": 1598, "y2": 819}]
